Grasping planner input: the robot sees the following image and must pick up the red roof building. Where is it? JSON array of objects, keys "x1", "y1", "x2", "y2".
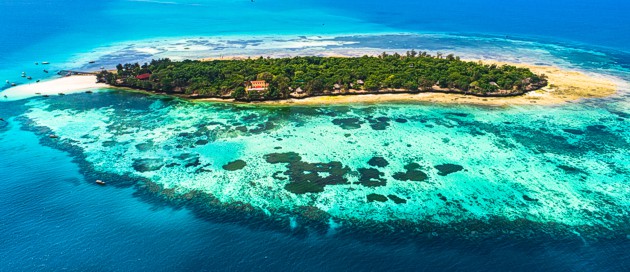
[
  {"x1": 246, "y1": 80, "x2": 269, "y2": 91},
  {"x1": 136, "y1": 73, "x2": 151, "y2": 80}
]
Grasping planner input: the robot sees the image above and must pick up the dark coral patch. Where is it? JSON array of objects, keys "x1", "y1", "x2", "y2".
[
  {"x1": 523, "y1": 195, "x2": 539, "y2": 202},
  {"x1": 388, "y1": 195, "x2": 407, "y2": 204},
  {"x1": 394, "y1": 118, "x2": 408, "y2": 123},
  {"x1": 357, "y1": 168, "x2": 387, "y2": 187},
  {"x1": 285, "y1": 182, "x2": 325, "y2": 194},
  {"x1": 241, "y1": 113, "x2": 258, "y2": 121},
  {"x1": 393, "y1": 163, "x2": 428, "y2": 182},
  {"x1": 135, "y1": 141, "x2": 154, "y2": 151},
  {"x1": 195, "y1": 139, "x2": 209, "y2": 146},
  {"x1": 222, "y1": 160, "x2": 246, "y2": 171},
  {"x1": 132, "y1": 158, "x2": 164, "y2": 172},
  {"x1": 367, "y1": 156, "x2": 389, "y2": 168},
  {"x1": 272, "y1": 171, "x2": 287, "y2": 180},
  {"x1": 175, "y1": 153, "x2": 201, "y2": 168},
  {"x1": 332, "y1": 118, "x2": 364, "y2": 130},
  {"x1": 367, "y1": 193, "x2": 388, "y2": 202},
  {"x1": 557, "y1": 164, "x2": 588, "y2": 175},
  {"x1": 264, "y1": 152, "x2": 302, "y2": 164},
  {"x1": 366, "y1": 117, "x2": 390, "y2": 131},
  {"x1": 102, "y1": 140, "x2": 117, "y2": 147},
  {"x1": 437, "y1": 193, "x2": 448, "y2": 202},
  {"x1": 586, "y1": 125, "x2": 607, "y2": 132},
  {"x1": 265, "y1": 152, "x2": 350, "y2": 194},
  {"x1": 435, "y1": 164, "x2": 464, "y2": 176},
  {"x1": 563, "y1": 128, "x2": 585, "y2": 135},
  {"x1": 282, "y1": 161, "x2": 350, "y2": 194},
  {"x1": 446, "y1": 112, "x2": 469, "y2": 117},
  {"x1": 248, "y1": 122, "x2": 275, "y2": 134},
  {"x1": 286, "y1": 161, "x2": 349, "y2": 186}
]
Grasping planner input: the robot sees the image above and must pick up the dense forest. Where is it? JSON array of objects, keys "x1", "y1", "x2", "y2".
[{"x1": 96, "y1": 52, "x2": 547, "y2": 100}]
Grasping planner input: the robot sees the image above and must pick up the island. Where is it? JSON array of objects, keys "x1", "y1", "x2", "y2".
[{"x1": 96, "y1": 52, "x2": 548, "y2": 101}]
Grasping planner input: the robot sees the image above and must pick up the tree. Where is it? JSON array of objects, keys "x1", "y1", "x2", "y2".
[
  {"x1": 231, "y1": 86, "x2": 246, "y2": 99},
  {"x1": 304, "y1": 79, "x2": 324, "y2": 95}
]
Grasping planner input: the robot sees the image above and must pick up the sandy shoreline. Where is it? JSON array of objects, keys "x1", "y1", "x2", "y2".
[
  {"x1": 1, "y1": 75, "x2": 107, "y2": 101},
  {"x1": 1, "y1": 60, "x2": 620, "y2": 106},
  {"x1": 197, "y1": 61, "x2": 620, "y2": 106}
]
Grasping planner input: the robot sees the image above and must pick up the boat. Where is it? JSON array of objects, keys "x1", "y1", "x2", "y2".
[
  {"x1": 42, "y1": 95, "x2": 49, "y2": 97},
  {"x1": 27, "y1": 76, "x2": 32, "y2": 80},
  {"x1": 89, "y1": 61, "x2": 96, "y2": 64},
  {"x1": 11, "y1": 83, "x2": 16, "y2": 86},
  {"x1": 95, "y1": 180, "x2": 106, "y2": 185},
  {"x1": 48, "y1": 134, "x2": 58, "y2": 139},
  {"x1": 100, "y1": 66, "x2": 104, "y2": 70},
  {"x1": 5, "y1": 80, "x2": 8, "y2": 84},
  {"x1": 85, "y1": 90, "x2": 93, "y2": 94},
  {"x1": 36, "y1": 80, "x2": 40, "y2": 83},
  {"x1": 43, "y1": 70, "x2": 48, "y2": 73},
  {"x1": 58, "y1": 93, "x2": 65, "y2": 95},
  {"x1": 35, "y1": 62, "x2": 38, "y2": 65},
  {"x1": 42, "y1": 62, "x2": 50, "y2": 64}
]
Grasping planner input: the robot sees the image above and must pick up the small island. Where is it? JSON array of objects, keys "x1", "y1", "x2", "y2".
[{"x1": 96, "y1": 52, "x2": 547, "y2": 101}]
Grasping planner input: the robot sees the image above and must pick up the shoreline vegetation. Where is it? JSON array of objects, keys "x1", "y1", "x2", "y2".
[
  {"x1": 96, "y1": 52, "x2": 549, "y2": 102},
  {"x1": 1, "y1": 54, "x2": 618, "y2": 106}
]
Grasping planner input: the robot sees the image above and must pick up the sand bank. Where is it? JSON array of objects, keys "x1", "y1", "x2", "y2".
[{"x1": 1, "y1": 75, "x2": 107, "y2": 101}]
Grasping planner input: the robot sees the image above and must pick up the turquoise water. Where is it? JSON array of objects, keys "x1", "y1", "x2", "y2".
[{"x1": 2, "y1": 0, "x2": 630, "y2": 270}]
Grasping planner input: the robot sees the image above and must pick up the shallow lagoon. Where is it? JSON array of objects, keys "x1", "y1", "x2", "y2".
[{"x1": 15, "y1": 89, "x2": 629, "y2": 240}]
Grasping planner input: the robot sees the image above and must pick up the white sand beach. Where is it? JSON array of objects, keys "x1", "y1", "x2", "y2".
[{"x1": 1, "y1": 75, "x2": 107, "y2": 101}]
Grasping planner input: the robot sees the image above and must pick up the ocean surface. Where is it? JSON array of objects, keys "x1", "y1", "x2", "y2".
[{"x1": 1, "y1": 0, "x2": 630, "y2": 271}]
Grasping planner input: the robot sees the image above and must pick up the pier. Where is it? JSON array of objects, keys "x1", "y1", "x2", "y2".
[{"x1": 57, "y1": 70, "x2": 98, "y2": 76}]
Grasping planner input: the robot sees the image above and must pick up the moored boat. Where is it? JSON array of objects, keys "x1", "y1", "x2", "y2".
[{"x1": 95, "y1": 180, "x2": 106, "y2": 185}]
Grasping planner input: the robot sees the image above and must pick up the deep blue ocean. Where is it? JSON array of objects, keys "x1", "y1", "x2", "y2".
[{"x1": 1, "y1": 1, "x2": 630, "y2": 271}]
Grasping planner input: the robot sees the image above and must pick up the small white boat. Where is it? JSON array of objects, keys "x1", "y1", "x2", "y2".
[
  {"x1": 5, "y1": 80, "x2": 8, "y2": 84},
  {"x1": 42, "y1": 62, "x2": 50, "y2": 65},
  {"x1": 11, "y1": 83, "x2": 16, "y2": 86},
  {"x1": 95, "y1": 180, "x2": 106, "y2": 185}
]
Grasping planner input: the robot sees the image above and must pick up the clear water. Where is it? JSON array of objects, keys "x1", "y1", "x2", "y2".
[{"x1": 1, "y1": 0, "x2": 630, "y2": 270}]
